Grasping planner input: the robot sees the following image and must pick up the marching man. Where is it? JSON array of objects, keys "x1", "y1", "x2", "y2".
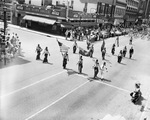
[{"x1": 100, "y1": 62, "x2": 107, "y2": 80}]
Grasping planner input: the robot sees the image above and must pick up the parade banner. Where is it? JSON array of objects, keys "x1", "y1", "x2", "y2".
[
  {"x1": 57, "y1": 40, "x2": 70, "y2": 53},
  {"x1": 78, "y1": 47, "x2": 89, "y2": 57}
]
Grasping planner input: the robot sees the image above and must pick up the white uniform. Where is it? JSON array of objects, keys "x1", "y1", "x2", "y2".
[{"x1": 100, "y1": 64, "x2": 106, "y2": 79}]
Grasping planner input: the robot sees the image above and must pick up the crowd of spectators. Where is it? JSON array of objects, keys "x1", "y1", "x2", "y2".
[
  {"x1": 0, "y1": 31, "x2": 21, "y2": 65},
  {"x1": 65, "y1": 24, "x2": 129, "y2": 42}
]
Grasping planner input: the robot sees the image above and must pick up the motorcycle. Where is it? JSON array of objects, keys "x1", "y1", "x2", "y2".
[{"x1": 130, "y1": 90, "x2": 142, "y2": 104}]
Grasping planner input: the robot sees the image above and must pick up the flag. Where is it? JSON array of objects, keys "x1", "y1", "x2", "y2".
[
  {"x1": 79, "y1": 47, "x2": 90, "y2": 56},
  {"x1": 57, "y1": 40, "x2": 70, "y2": 52}
]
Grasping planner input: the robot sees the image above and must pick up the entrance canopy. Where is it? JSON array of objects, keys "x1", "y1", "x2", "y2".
[
  {"x1": 23, "y1": 15, "x2": 56, "y2": 25},
  {"x1": 60, "y1": 23, "x2": 73, "y2": 28}
]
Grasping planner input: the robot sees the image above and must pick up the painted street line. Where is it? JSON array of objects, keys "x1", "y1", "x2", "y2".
[
  {"x1": 76, "y1": 74, "x2": 131, "y2": 93},
  {"x1": 95, "y1": 80, "x2": 131, "y2": 93},
  {"x1": 0, "y1": 71, "x2": 66, "y2": 98},
  {"x1": 25, "y1": 81, "x2": 89, "y2": 120}
]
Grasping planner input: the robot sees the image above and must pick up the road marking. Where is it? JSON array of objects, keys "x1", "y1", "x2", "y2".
[
  {"x1": 25, "y1": 81, "x2": 89, "y2": 120},
  {"x1": 95, "y1": 81, "x2": 131, "y2": 93},
  {"x1": 76, "y1": 74, "x2": 131, "y2": 93},
  {"x1": 0, "y1": 71, "x2": 66, "y2": 98}
]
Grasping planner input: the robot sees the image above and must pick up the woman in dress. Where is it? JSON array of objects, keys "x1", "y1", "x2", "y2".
[{"x1": 43, "y1": 47, "x2": 50, "y2": 63}]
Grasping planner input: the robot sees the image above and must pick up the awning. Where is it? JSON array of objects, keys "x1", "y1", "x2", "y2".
[
  {"x1": 61, "y1": 24, "x2": 73, "y2": 28},
  {"x1": 23, "y1": 15, "x2": 56, "y2": 25}
]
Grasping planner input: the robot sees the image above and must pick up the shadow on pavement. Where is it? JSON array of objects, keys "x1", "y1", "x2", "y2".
[
  {"x1": 66, "y1": 68, "x2": 78, "y2": 76},
  {"x1": 66, "y1": 68, "x2": 88, "y2": 76},
  {"x1": 88, "y1": 77, "x2": 101, "y2": 81},
  {"x1": 88, "y1": 77, "x2": 111, "y2": 83},
  {"x1": 119, "y1": 62, "x2": 127, "y2": 65},
  {"x1": 105, "y1": 54, "x2": 111, "y2": 57},
  {"x1": 130, "y1": 58, "x2": 137, "y2": 61},
  {"x1": 135, "y1": 96, "x2": 146, "y2": 106},
  {"x1": 0, "y1": 57, "x2": 31, "y2": 69},
  {"x1": 102, "y1": 78, "x2": 112, "y2": 82},
  {"x1": 104, "y1": 59, "x2": 112, "y2": 64}
]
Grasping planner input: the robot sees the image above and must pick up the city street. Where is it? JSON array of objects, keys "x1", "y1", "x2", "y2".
[{"x1": 0, "y1": 25, "x2": 150, "y2": 120}]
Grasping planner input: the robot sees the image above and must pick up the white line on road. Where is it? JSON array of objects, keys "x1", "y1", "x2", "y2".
[
  {"x1": 95, "y1": 81, "x2": 131, "y2": 93},
  {"x1": 76, "y1": 74, "x2": 131, "y2": 93},
  {"x1": 0, "y1": 71, "x2": 66, "y2": 98},
  {"x1": 25, "y1": 81, "x2": 89, "y2": 120}
]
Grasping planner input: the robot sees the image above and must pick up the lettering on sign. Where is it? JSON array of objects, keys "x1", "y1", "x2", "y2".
[
  {"x1": 17, "y1": 5, "x2": 24, "y2": 10},
  {"x1": 51, "y1": 11, "x2": 59, "y2": 16}
]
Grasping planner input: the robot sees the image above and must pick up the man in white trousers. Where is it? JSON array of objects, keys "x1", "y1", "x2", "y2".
[{"x1": 100, "y1": 62, "x2": 107, "y2": 80}]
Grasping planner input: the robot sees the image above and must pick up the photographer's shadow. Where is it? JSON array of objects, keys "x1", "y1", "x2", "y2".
[{"x1": 134, "y1": 95, "x2": 145, "y2": 106}]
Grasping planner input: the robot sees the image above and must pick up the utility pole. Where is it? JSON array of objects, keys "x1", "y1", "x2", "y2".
[
  {"x1": 66, "y1": 0, "x2": 69, "y2": 22},
  {"x1": 145, "y1": 0, "x2": 150, "y2": 19},
  {"x1": 3, "y1": 0, "x2": 7, "y2": 42}
]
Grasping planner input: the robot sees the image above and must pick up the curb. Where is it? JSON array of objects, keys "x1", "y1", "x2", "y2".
[{"x1": 0, "y1": 22, "x2": 66, "y2": 41}]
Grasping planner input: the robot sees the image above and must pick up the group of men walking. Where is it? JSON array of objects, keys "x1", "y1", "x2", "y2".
[
  {"x1": 35, "y1": 45, "x2": 51, "y2": 63},
  {"x1": 35, "y1": 31, "x2": 137, "y2": 81}
]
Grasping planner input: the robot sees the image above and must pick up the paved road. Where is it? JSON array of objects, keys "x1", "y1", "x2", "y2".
[{"x1": 0, "y1": 26, "x2": 150, "y2": 120}]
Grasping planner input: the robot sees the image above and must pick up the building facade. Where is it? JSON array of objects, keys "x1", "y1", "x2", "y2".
[
  {"x1": 113, "y1": 0, "x2": 126, "y2": 26},
  {"x1": 0, "y1": 0, "x2": 12, "y2": 22},
  {"x1": 125, "y1": 0, "x2": 139, "y2": 27},
  {"x1": 138, "y1": 0, "x2": 150, "y2": 22}
]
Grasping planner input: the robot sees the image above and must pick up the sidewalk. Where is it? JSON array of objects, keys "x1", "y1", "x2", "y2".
[{"x1": 0, "y1": 22, "x2": 66, "y2": 41}]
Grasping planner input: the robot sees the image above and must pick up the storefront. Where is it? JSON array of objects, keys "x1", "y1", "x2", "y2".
[
  {"x1": 114, "y1": 18, "x2": 124, "y2": 26},
  {"x1": 14, "y1": 4, "x2": 67, "y2": 34}
]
